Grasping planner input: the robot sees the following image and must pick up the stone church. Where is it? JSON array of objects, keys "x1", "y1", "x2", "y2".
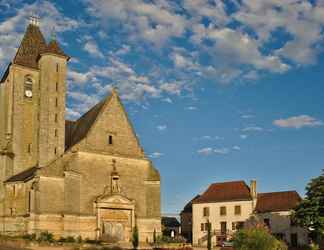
[{"x1": 0, "y1": 19, "x2": 161, "y2": 243}]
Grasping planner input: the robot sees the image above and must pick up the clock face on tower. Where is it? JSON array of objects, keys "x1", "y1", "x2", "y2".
[{"x1": 25, "y1": 90, "x2": 33, "y2": 98}]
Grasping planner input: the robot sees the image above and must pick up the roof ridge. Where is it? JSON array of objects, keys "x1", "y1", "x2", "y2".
[
  {"x1": 258, "y1": 190, "x2": 298, "y2": 195},
  {"x1": 65, "y1": 98, "x2": 108, "y2": 149},
  {"x1": 210, "y1": 180, "x2": 247, "y2": 185}
]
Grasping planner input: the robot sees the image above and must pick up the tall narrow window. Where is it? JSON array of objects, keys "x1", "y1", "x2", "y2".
[
  {"x1": 234, "y1": 205, "x2": 241, "y2": 215},
  {"x1": 54, "y1": 147, "x2": 57, "y2": 155},
  {"x1": 55, "y1": 97, "x2": 58, "y2": 107},
  {"x1": 108, "y1": 135, "x2": 113, "y2": 145},
  {"x1": 28, "y1": 191, "x2": 31, "y2": 213},
  {"x1": 55, "y1": 114, "x2": 58, "y2": 123},
  {"x1": 27, "y1": 143, "x2": 31, "y2": 154},
  {"x1": 220, "y1": 206, "x2": 227, "y2": 216},
  {"x1": 55, "y1": 82, "x2": 58, "y2": 92},
  {"x1": 24, "y1": 76, "x2": 33, "y2": 98},
  {"x1": 203, "y1": 207, "x2": 210, "y2": 217},
  {"x1": 55, "y1": 129, "x2": 58, "y2": 137},
  {"x1": 56, "y1": 63, "x2": 59, "y2": 72}
]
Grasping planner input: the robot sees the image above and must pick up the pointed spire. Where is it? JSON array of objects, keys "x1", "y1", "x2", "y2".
[
  {"x1": 111, "y1": 87, "x2": 118, "y2": 96},
  {"x1": 44, "y1": 26, "x2": 70, "y2": 60},
  {"x1": 50, "y1": 27, "x2": 57, "y2": 41},
  {"x1": 13, "y1": 18, "x2": 46, "y2": 68}
]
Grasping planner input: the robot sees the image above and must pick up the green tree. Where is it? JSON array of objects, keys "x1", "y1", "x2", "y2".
[
  {"x1": 153, "y1": 228, "x2": 157, "y2": 244},
  {"x1": 207, "y1": 221, "x2": 212, "y2": 250},
  {"x1": 233, "y1": 227, "x2": 287, "y2": 250},
  {"x1": 293, "y1": 170, "x2": 324, "y2": 243},
  {"x1": 132, "y1": 225, "x2": 139, "y2": 250}
]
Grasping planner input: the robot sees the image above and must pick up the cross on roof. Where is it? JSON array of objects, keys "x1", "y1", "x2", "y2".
[{"x1": 29, "y1": 14, "x2": 40, "y2": 26}]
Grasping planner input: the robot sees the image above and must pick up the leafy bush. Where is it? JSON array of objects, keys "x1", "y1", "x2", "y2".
[
  {"x1": 77, "y1": 235, "x2": 82, "y2": 243},
  {"x1": 22, "y1": 233, "x2": 36, "y2": 241},
  {"x1": 84, "y1": 238, "x2": 102, "y2": 244},
  {"x1": 300, "y1": 244, "x2": 320, "y2": 250},
  {"x1": 65, "y1": 236, "x2": 76, "y2": 243},
  {"x1": 132, "y1": 226, "x2": 139, "y2": 249},
  {"x1": 37, "y1": 231, "x2": 54, "y2": 242},
  {"x1": 155, "y1": 235, "x2": 187, "y2": 244},
  {"x1": 233, "y1": 227, "x2": 287, "y2": 250}
]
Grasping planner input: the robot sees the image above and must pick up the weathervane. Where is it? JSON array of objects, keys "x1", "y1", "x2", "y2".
[{"x1": 29, "y1": 13, "x2": 40, "y2": 26}]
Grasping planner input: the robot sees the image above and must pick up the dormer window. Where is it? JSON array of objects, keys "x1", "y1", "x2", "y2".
[{"x1": 24, "y1": 76, "x2": 33, "y2": 98}]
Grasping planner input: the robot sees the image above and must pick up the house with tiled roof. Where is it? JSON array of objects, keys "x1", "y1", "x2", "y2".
[
  {"x1": 187, "y1": 180, "x2": 308, "y2": 247},
  {"x1": 255, "y1": 191, "x2": 308, "y2": 247},
  {"x1": 192, "y1": 180, "x2": 257, "y2": 246},
  {"x1": 0, "y1": 18, "x2": 161, "y2": 244},
  {"x1": 180, "y1": 195, "x2": 200, "y2": 242}
]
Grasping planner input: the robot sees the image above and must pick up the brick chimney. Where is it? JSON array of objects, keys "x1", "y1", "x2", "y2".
[{"x1": 250, "y1": 180, "x2": 257, "y2": 200}]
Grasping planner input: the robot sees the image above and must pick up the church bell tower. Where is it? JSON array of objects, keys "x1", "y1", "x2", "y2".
[{"x1": 0, "y1": 16, "x2": 69, "y2": 177}]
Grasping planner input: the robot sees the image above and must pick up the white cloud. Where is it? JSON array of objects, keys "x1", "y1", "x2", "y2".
[
  {"x1": 185, "y1": 106, "x2": 198, "y2": 111},
  {"x1": 197, "y1": 147, "x2": 231, "y2": 156},
  {"x1": 149, "y1": 152, "x2": 164, "y2": 158},
  {"x1": 160, "y1": 82, "x2": 182, "y2": 95},
  {"x1": 157, "y1": 125, "x2": 167, "y2": 131},
  {"x1": 197, "y1": 147, "x2": 213, "y2": 156},
  {"x1": 234, "y1": 0, "x2": 324, "y2": 65},
  {"x1": 240, "y1": 134, "x2": 248, "y2": 139},
  {"x1": 242, "y1": 126, "x2": 264, "y2": 132},
  {"x1": 163, "y1": 97, "x2": 173, "y2": 103},
  {"x1": 273, "y1": 115, "x2": 324, "y2": 129},
  {"x1": 84, "y1": 40, "x2": 104, "y2": 58},
  {"x1": 214, "y1": 148, "x2": 230, "y2": 155},
  {"x1": 241, "y1": 114, "x2": 255, "y2": 119},
  {"x1": 68, "y1": 70, "x2": 90, "y2": 84},
  {"x1": 87, "y1": 0, "x2": 187, "y2": 46},
  {"x1": 232, "y1": 146, "x2": 241, "y2": 151},
  {"x1": 195, "y1": 135, "x2": 224, "y2": 141},
  {"x1": 66, "y1": 108, "x2": 81, "y2": 120}
]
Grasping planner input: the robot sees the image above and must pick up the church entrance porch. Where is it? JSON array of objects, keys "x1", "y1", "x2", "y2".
[{"x1": 95, "y1": 195, "x2": 135, "y2": 243}]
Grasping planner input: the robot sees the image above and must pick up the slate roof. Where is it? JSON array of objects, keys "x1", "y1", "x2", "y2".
[
  {"x1": 181, "y1": 195, "x2": 201, "y2": 213},
  {"x1": 65, "y1": 99, "x2": 107, "y2": 150},
  {"x1": 5, "y1": 23, "x2": 68, "y2": 72},
  {"x1": 44, "y1": 39, "x2": 69, "y2": 58},
  {"x1": 162, "y1": 217, "x2": 180, "y2": 228},
  {"x1": 13, "y1": 24, "x2": 47, "y2": 69},
  {"x1": 193, "y1": 181, "x2": 252, "y2": 203},
  {"x1": 255, "y1": 191, "x2": 302, "y2": 213},
  {"x1": 5, "y1": 166, "x2": 38, "y2": 183}
]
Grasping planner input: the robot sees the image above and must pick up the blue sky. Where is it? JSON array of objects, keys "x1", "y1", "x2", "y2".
[{"x1": 1, "y1": 0, "x2": 324, "y2": 215}]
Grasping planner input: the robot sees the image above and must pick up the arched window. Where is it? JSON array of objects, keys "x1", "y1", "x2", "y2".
[{"x1": 24, "y1": 76, "x2": 33, "y2": 98}]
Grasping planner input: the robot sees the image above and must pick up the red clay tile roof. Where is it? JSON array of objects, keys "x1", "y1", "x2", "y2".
[
  {"x1": 13, "y1": 24, "x2": 47, "y2": 69},
  {"x1": 255, "y1": 191, "x2": 302, "y2": 213},
  {"x1": 194, "y1": 181, "x2": 252, "y2": 203}
]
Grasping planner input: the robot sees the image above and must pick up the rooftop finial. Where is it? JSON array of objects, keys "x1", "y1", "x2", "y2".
[
  {"x1": 29, "y1": 13, "x2": 40, "y2": 26},
  {"x1": 50, "y1": 27, "x2": 56, "y2": 41}
]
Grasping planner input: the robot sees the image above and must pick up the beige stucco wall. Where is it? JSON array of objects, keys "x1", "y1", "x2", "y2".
[
  {"x1": 192, "y1": 200, "x2": 254, "y2": 246},
  {"x1": 257, "y1": 211, "x2": 308, "y2": 246}
]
